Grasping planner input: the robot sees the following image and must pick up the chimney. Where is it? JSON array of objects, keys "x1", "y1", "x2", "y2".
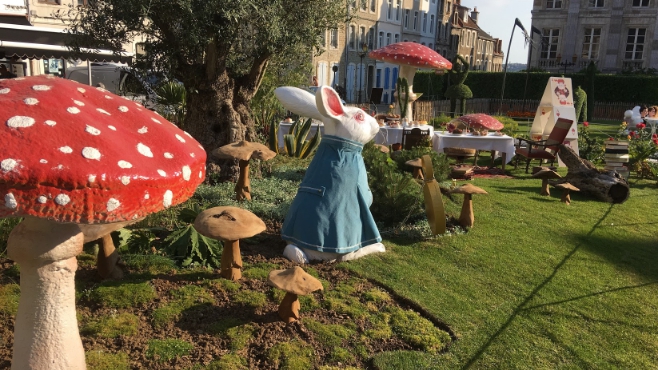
[{"x1": 471, "y1": 7, "x2": 479, "y2": 24}]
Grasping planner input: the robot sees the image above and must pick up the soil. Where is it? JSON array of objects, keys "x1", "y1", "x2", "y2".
[{"x1": 0, "y1": 229, "x2": 455, "y2": 369}]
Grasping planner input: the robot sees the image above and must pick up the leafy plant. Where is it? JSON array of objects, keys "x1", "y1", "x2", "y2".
[
  {"x1": 493, "y1": 115, "x2": 519, "y2": 138},
  {"x1": 268, "y1": 119, "x2": 280, "y2": 153},
  {"x1": 429, "y1": 114, "x2": 452, "y2": 129},
  {"x1": 155, "y1": 81, "x2": 186, "y2": 126},
  {"x1": 396, "y1": 77, "x2": 410, "y2": 119},
  {"x1": 444, "y1": 55, "x2": 473, "y2": 117},
  {"x1": 283, "y1": 118, "x2": 322, "y2": 159},
  {"x1": 155, "y1": 203, "x2": 222, "y2": 268},
  {"x1": 577, "y1": 122, "x2": 604, "y2": 163},
  {"x1": 574, "y1": 85, "x2": 588, "y2": 122}
]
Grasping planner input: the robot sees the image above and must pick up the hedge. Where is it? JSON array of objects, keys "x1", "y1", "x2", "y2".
[{"x1": 414, "y1": 71, "x2": 658, "y2": 104}]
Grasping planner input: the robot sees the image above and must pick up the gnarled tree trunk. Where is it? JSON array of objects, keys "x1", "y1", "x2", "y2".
[{"x1": 558, "y1": 144, "x2": 630, "y2": 204}]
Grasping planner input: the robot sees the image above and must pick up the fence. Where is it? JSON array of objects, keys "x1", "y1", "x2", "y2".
[{"x1": 412, "y1": 99, "x2": 639, "y2": 122}]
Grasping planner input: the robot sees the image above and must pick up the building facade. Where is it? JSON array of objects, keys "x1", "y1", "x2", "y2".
[{"x1": 531, "y1": 0, "x2": 658, "y2": 73}]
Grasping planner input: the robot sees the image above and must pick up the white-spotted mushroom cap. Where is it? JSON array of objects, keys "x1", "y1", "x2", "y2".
[
  {"x1": 455, "y1": 114, "x2": 504, "y2": 131},
  {"x1": 450, "y1": 183, "x2": 488, "y2": 195},
  {"x1": 212, "y1": 141, "x2": 276, "y2": 162},
  {"x1": 268, "y1": 266, "x2": 323, "y2": 296},
  {"x1": 0, "y1": 76, "x2": 207, "y2": 223},
  {"x1": 193, "y1": 206, "x2": 266, "y2": 241},
  {"x1": 368, "y1": 42, "x2": 452, "y2": 70}
]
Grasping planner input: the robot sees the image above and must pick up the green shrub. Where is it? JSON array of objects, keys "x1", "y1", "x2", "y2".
[
  {"x1": 81, "y1": 313, "x2": 139, "y2": 338},
  {"x1": 146, "y1": 339, "x2": 194, "y2": 363},
  {"x1": 493, "y1": 115, "x2": 519, "y2": 138},
  {"x1": 578, "y1": 124, "x2": 605, "y2": 163},
  {"x1": 89, "y1": 281, "x2": 157, "y2": 309},
  {"x1": 86, "y1": 350, "x2": 130, "y2": 370},
  {"x1": 392, "y1": 146, "x2": 451, "y2": 182},
  {"x1": 429, "y1": 114, "x2": 452, "y2": 129},
  {"x1": 0, "y1": 217, "x2": 21, "y2": 256}
]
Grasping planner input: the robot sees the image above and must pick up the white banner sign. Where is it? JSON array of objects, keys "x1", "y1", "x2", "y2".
[{"x1": 0, "y1": 0, "x2": 28, "y2": 16}]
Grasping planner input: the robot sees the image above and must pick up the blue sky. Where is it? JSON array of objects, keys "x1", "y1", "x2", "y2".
[{"x1": 464, "y1": 0, "x2": 534, "y2": 64}]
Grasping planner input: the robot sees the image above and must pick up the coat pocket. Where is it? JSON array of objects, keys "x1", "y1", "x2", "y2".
[{"x1": 298, "y1": 185, "x2": 326, "y2": 197}]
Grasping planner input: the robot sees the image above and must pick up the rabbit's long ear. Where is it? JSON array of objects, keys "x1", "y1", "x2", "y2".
[
  {"x1": 317, "y1": 85, "x2": 345, "y2": 119},
  {"x1": 274, "y1": 87, "x2": 324, "y2": 121}
]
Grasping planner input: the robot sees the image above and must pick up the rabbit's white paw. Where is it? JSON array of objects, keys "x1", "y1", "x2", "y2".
[
  {"x1": 283, "y1": 244, "x2": 310, "y2": 264},
  {"x1": 336, "y1": 243, "x2": 386, "y2": 262}
]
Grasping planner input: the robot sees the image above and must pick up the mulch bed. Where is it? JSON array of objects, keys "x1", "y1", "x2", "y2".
[
  {"x1": 0, "y1": 230, "x2": 455, "y2": 369},
  {"x1": 452, "y1": 165, "x2": 513, "y2": 180}
]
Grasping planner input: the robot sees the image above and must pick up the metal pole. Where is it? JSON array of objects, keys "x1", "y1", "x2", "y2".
[
  {"x1": 499, "y1": 23, "x2": 517, "y2": 114},
  {"x1": 87, "y1": 60, "x2": 92, "y2": 86},
  {"x1": 522, "y1": 33, "x2": 534, "y2": 112}
]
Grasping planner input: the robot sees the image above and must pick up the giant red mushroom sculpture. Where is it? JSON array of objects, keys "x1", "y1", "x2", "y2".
[
  {"x1": 0, "y1": 75, "x2": 206, "y2": 369},
  {"x1": 454, "y1": 113, "x2": 504, "y2": 133},
  {"x1": 369, "y1": 42, "x2": 452, "y2": 122}
]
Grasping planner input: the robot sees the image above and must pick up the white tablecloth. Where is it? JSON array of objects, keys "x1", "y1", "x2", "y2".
[
  {"x1": 277, "y1": 122, "x2": 324, "y2": 148},
  {"x1": 432, "y1": 132, "x2": 516, "y2": 164},
  {"x1": 373, "y1": 126, "x2": 434, "y2": 145}
]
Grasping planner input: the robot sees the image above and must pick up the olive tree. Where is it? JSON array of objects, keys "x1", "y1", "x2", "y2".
[{"x1": 64, "y1": 0, "x2": 345, "y2": 176}]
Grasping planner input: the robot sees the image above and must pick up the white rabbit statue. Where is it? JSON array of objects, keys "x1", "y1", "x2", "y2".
[{"x1": 274, "y1": 85, "x2": 385, "y2": 264}]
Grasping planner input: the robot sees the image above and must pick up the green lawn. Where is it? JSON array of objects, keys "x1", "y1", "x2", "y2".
[{"x1": 347, "y1": 170, "x2": 658, "y2": 369}]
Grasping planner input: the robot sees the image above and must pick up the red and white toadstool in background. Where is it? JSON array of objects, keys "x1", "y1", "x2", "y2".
[
  {"x1": 369, "y1": 42, "x2": 452, "y2": 122},
  {"x1": 454, "y1": 113, "x2": 504, "y2": 132},
  {"x1": 0, "y1": 75, "x2": 206, "y2": 369}
]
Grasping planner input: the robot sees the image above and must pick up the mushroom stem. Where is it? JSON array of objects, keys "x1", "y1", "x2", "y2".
[
  {"x1": 561, "y1": 190, "x2": 571, "y2": 205},
  {"x1": 235, "y1": 159, "x2": 251, "y2": 201},
  {"x1": 412, "y1": 168, "x2": 424, "y2": 180},
  {"x1": 541, "y1": 179, "x2": 550, "y2": 196},
  {"x1": 6, "y1": 217, "x2": 86, "y2": 370},
  {"x1": 220, "y1": 239, "x2": 243, "y2": 280},
  {"x1": 278, "y1": 292, "x2": 300, "y2": 323},
  {"x1": 398, "y1": 64, "x2": 419, "y2": 122},
  {"x1": 459, "y1": 194, "x2": 475, "y2": 228},
  {"x1": 96, "y1": 233, "x2": 123, "y2": 280}
]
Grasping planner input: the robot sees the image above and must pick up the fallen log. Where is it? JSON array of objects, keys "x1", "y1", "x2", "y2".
[{"x1": 557, "y1": 144, "x2": 630, "y2": 204}]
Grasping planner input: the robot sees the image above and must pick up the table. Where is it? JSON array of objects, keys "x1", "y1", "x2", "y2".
[
  {"x1": 432, "y1": 132, "x2": 516, "y2": 170},
  {"x1": 373, "y1": 125, "x2": 434, "y2": 146},
  {"x1": 277, "y1": 121, "x2": 324, "y2": 148}
]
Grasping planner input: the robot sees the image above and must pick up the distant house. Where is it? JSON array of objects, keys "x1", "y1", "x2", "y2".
[{"x1": 531, "y1": 0, "x2": 658, "y2": 73}]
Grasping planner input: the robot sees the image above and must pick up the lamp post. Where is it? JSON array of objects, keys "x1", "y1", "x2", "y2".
[
  {"x1": 332, "y1": 65, "x2": 338, "y2": 89},
  {"x1": 357, "y1": 43, "x2": 369, "y2": 105},
  {"x1": 556, "y1": 54, "x2": 577, "y2": 74}
]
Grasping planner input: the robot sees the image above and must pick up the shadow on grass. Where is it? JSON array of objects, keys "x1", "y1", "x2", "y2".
[{"x1": 461, "y1": 204, "x2": 615, "y2": 370}]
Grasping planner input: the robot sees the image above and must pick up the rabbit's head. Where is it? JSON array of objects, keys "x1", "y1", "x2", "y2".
[
  {"x1": 315, "y1": 86, "x2": 379, "y2": 144},
  {"x1": 274, "y1": 85, "x2": 379, "y2": 144}
]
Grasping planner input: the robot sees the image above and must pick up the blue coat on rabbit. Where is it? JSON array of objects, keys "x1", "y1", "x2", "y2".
[
  {"x1": 281, "y1": 135, "x2": 381, "y2": 253},
  {"x1": 275, "y1": 85, "x2": 385, "y2": 263}
]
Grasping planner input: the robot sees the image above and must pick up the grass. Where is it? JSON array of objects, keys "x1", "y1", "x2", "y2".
[
  {"x1": 146, "y1": 338, "x2": 194, "y2": 363},
  {"x1": 152, "y1": 285, "x2": 215, "y2": 328},
  {"x1": 346, "y1": 172, "x2": 658, "y2": 369},
  {"x1": 88, "y1": 281, "x2": 157, "y2": 309},
  {"x1": 86, "y1": 350, "x2": 130, "y2": 370},
  {"x1": 0, "y1": 283, "x2": 20, "y2": 315},
  {"x1": 267, "y1": 340, "x2": 314, "y2": 370},
  {"x1": 81, "y1": 312, "x2": 139, "y2": 338}
]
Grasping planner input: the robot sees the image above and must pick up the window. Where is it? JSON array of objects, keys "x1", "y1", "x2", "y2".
[
  {"x1": 386, "y1": 33, "x2": 391, "y2": 46},
  {"x1": 446, "y1": 1, "x2": 451, "y2": 13},
  {"x1": 396, "y1": 0, "x2": 401, "y2": 21},
  {"x1": 430, "y1": 15, "x2": 435, "y2": 34},
  {"x1": 376, "y1": 69, "x2": 381, "y2": 87},
  {"x1": 368, "y1": 27, "x2": 375, "y2": 49},
  {"x1": 413, "y1": 11, "x2": 418, "y2": 30},
  {"x1": 429, "y1": 43, "x2": 433, "y2": 50},
  {"x1": 422, "y1": 12, "x2": 427, "y2": 33},
  {"x1": 77, "y1": 0, "x2": 88, "y2": 5},
  {"x1": 38, "y1": 0, "x2": 60, "y2": 4},
  {"x1": 349, "y1": 25, "x2": 356, "y2": 50},
  {"x1": 394, "y1": 34, "x2": 400, "y2": 43},
  {"x1": 581, "y1": 28, "x2": 601, "y2": 59},
  {"x1": 392, "y1": 68, "x2": 398, "y2": 92},
  {"x1": 320, "y1": 30, "x2": 326, "y2": 48},
  {"x1": 360, "y1": 26, "x2": 366, "y2": 47},
  {"x1": 588, "y1": 0, "x2": 604, "y2": 7},
  {"x1": 379, "y1": 31, "x2": 384, "y2": 47},
  {"x1": 330, "y1": 29, "x2": 338, "y2": 48},
  {"x1": 404, "y1": 10, "x2": 410, "y2": 28},
  {"x1": 546, "y1": 0, "x2": 562, "y2": 8},
  {"x1": 387, "y1": 0, "x2": 393, "y2": 19},
  {"x1": 626, "y1": 28, "x2": 646, "y2": 59},
  {"x1": 540, "y1": 28, "x2": 560, "y2": 59},
  {"x1": 371, "y1": 0, "x2": 376, "y2": 12},
  {"x1": 361, "y1": 0, "x2": 367, "y2": 10},
  {"x1": 384, "y1": 68, "x2": 390, "y2": 89},
  {"x1": 632, "y1": 0, "x2": 649, "y2": 6}
]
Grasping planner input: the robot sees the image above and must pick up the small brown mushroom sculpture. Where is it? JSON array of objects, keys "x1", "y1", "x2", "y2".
[
  {"x1": 532, "y1": 169, "x2": 562, "y2": 196},
  {"x1": 554, "y1": 182, "x2": 579, "y2": 205},
  {"x1": 405, "y1": 158, "x2": 424, "y2": 180},
  {"x1": 374, "y1": 144, "x2": 390, "y2": 154},
  {"x1": 451, "y1": 183, "x2": 488, "y2": 228},
  {"x1": 194, "y1": 206, "x2": 266, "y2": 280},
  {"x1": 212, "y1": 141, "x2": 277, "y2": 201},
  {"x1": 268, "y1": 266, "x2": 323, "y2": 323}
]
